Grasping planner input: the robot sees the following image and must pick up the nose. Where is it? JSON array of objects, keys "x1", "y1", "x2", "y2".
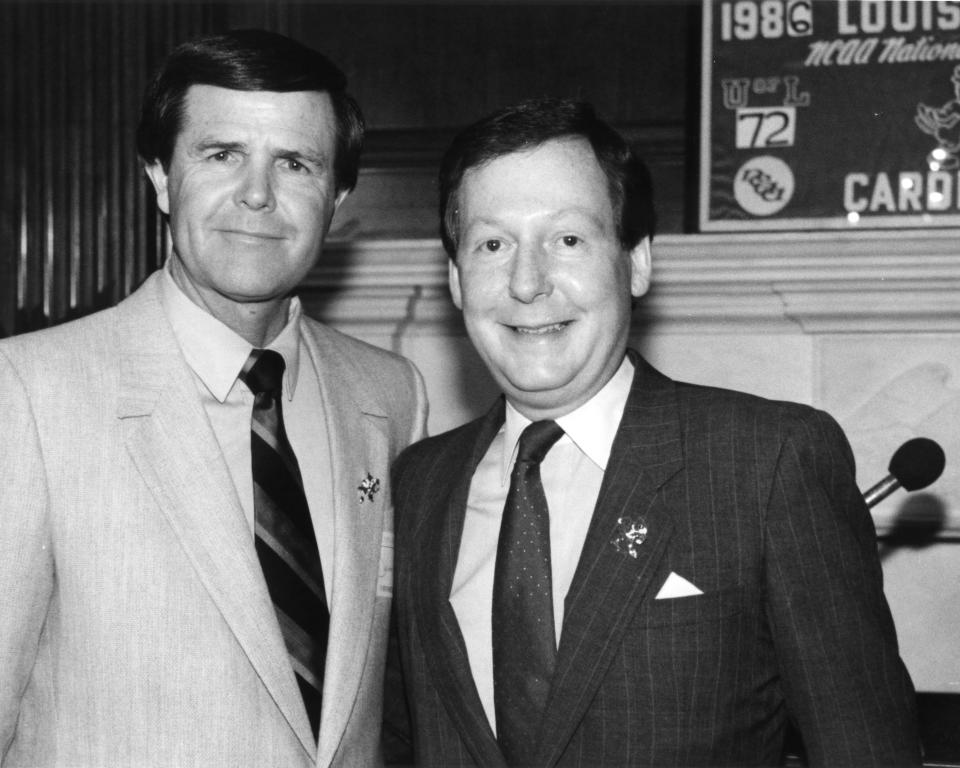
[
  {"x1": 508, "y1": 242, "x2": 552, "y2": 303},
  {"x1": 234, "y1": 160, "x2": 276, "y2": 211}
]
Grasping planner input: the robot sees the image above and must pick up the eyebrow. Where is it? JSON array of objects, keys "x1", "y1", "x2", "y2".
[
  {"x1": 464, "y1": 209, "x2": 607, "y2": 230},
  {"x1": 276, "y1": 148, "x2": 327, "y2": 168},
  {"x1": 192, "y1": 139, "x2": 245, "y2": 155},
  {"x1": 545, "y1": 208, "x2": 606, "y2": 227}
]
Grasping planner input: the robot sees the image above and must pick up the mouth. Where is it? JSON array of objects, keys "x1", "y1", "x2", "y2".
[
  {"x1": 509, "y1": 321, "x2": 572, "y2": 335},
  {"x1": 220, "y1": 229, "x2": 285, "y2": 241}
]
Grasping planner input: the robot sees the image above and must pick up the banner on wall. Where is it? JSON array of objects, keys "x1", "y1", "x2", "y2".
[{"x1": 700, "y1": 0, "x2": 960, "y2": 231}]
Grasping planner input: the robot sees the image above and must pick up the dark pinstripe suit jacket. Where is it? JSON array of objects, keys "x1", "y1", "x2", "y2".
[{"x1": 386, "y1": 351, "x2": 920, "y2": 767}]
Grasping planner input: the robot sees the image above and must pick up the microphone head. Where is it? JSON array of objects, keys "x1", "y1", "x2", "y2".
[{"x1": 888, "y1": 437, "x2": 946, "y2": 491}]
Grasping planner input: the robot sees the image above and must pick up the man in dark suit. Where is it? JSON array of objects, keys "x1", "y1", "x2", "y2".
[{"x1": 384, "y1": 97, "x2": 921, "y2": 767}]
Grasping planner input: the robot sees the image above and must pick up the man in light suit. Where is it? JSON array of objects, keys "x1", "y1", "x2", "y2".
[
  {"x1": 385, "y1": 98, "x2": 920, "y2": 766},
  {"x1": 0, "y1": 30, "x2": 427, "y2": 767}
]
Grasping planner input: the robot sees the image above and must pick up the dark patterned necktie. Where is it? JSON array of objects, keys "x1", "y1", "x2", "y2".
[
  {"x1": 492, "y1": 419, "x2": 565, "y2": 767},
  {"x1": 240, "y1": 348, "x2": 328, "y2": 742}
]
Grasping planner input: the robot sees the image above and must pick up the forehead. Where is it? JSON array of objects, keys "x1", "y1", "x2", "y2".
[
  {"x1": 459, "y1": 137, "x2": 613, "y2": 216},
  {"x1": 178, "y1": 84, "x2": 337, "y2": 152}
]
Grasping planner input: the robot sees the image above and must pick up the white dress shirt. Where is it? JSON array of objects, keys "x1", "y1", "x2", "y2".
[
  {"x1": 449, "y1": 356, "x2": 635, "y2": 731},
  {"x1": 158, "y1": 262, "x2": 335, "y2": 604}
]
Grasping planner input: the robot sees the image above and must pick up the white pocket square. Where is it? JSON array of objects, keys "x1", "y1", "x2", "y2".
[{"x1": 655, "y1": 572, "x2": 704, "y2": 599}]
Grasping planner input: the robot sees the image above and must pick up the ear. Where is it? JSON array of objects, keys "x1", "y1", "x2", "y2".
[
  {"x1": 143, "y1": 161, "x2": 170, "y2": 215},
  {"x1": 448, "y1": 258, "x2": 463, "y2": 310},
  {"x1": 628, "y1": 236, "x2": 652, "y2": 298}
]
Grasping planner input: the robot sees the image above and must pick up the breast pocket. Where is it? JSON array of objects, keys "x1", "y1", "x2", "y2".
[{"x1": 637, "y1": 584, "x2": 746, "y2": 628}]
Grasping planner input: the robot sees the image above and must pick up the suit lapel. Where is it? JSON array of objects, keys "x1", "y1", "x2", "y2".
[
  {"x1": 302, "y1": 324, "x2": 392, "y2": 768},
  {"x1": 413, "y1": 400, "x2": 509, "y2": 767},
  {"x1": 537, "y1": 353, "x2": 683, "y2": 765},
  {"x1": 115, "y1": 274, "x2": 316, "y2": 758}
]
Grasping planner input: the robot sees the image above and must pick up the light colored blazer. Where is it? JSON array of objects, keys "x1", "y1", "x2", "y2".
[{"x1": 0, "y1": 271, "x2": 428, "y2": 768}]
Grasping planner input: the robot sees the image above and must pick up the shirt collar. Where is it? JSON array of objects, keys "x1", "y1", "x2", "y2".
[
  {"x1": 158, "y1": 259, "x2": 302, "y2": 403},
  {"x1": 501, "y1": 355, "x2": 635, "y2": 485}
]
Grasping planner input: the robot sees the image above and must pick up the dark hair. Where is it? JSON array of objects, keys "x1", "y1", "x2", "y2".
[
  {"x1": 136, "y1": 29, "x2": 364, "y2": 193},
  {"x1": 438, "y1": 97, "x2": 656, "y2": 259}
]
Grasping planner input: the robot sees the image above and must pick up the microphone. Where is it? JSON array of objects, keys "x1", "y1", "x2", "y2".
[{"x1": 863, "y1": 437, "x2": 945, "y2": 508}]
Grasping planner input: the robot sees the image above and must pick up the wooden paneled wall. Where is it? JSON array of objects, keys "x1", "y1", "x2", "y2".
[{"x1": 0, "y1": 2, "x2": 235, "y2": 337}]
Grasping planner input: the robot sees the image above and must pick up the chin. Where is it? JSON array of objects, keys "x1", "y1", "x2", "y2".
[
  {"x1": 508, "y1": 362, "x2": 575, "y2": 387},
  {"x1": 502, "y1": 375, "x2": 575, "y2": 404},
  {"x1": 217, "y1": 282, "x2": 290, "y2": 303}
]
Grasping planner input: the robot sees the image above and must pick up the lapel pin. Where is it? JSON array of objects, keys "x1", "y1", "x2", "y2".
[
  {"x1": 357, "y1": 473, "x2": 381, "y2": 504},
  {"x1": 611, "y1": 515, "x2": 648, "y2": 559}
]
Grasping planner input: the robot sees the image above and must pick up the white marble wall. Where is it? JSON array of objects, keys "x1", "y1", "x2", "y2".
[{"x1": 306, "y1": 230, "x2": 960, "y2": 692}]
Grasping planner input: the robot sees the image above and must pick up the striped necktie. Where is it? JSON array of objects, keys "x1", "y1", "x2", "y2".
[
  {"x1": 492, "y1": 419, "x2": 565, "y2": 766},
  {"x1": 240, "y1": 348, "x2": 328, "y2": 741}
]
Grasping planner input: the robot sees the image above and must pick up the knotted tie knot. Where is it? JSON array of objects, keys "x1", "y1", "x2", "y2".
[
  {"x1": 240, "y1": 349, "x2": 285, "y2": 404},
  {"x1": 516, "y1": 420, "x2": 564, "y2": 464}
]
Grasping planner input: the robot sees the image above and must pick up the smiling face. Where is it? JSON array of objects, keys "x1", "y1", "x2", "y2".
[
  {"x1": 449, "y1": 137, "x2": 651, "y2": 420},
  {"x1": 144, "y1": 84, "x2": 347, "y2": 339}
]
